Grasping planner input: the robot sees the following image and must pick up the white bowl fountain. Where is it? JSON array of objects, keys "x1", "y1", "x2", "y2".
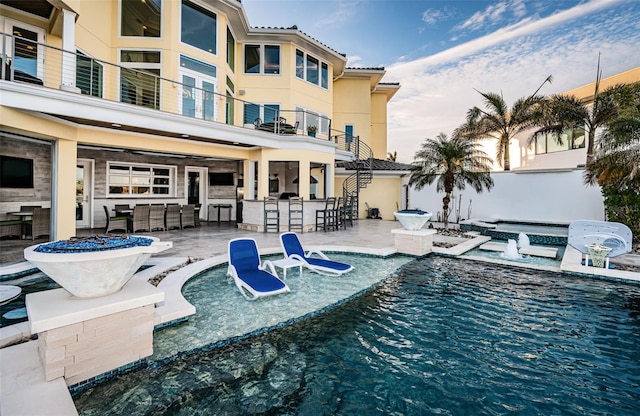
[
  {"x1": 24, "y1": 235, "x2": 172, "y2": 298},
  {"x1": 394, "y1": 210, "x2": 433, "y2": 231}
]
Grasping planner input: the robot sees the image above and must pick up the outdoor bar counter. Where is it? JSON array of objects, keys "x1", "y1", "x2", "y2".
[{"x1": 238, "y1": 198, "x2": 330, "y2": 232}]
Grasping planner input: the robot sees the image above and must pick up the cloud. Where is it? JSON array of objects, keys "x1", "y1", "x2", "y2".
[
  {"x1": 454, "y1": 0, "x2": 528, "y2": 32},
  {"x1": 421, "y1": 7, "x2": 455, "y2": 25},
  {"x1": 314, "y1": 0, "x2": 361, "y2": 27},
  {"x1": 346, "y1": 55, "x2": 363, "y2": 66},
  {"x1": 385, "y1": 0, "x2": 640, "y2": 163}
]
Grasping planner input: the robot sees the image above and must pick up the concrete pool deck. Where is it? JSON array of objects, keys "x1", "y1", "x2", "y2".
[{"x1": 1, "y1": 219, "x2": 639, "y2": 416}]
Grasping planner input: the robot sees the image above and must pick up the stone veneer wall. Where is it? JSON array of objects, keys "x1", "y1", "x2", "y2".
[
  {"x1": 37, "y1": 304, "x2": 154, "y2": 386},
  {"x1": 392, "y1": 229, "x2": 436, "y2": 256}
]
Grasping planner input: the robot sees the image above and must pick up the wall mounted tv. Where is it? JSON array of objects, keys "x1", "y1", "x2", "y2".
[
  {"x1": 0, "y1": 155, "x2": 34, "y2": 188},
  {"x1": 209, "y1": 172, "x2": 234, "y2": 186}
]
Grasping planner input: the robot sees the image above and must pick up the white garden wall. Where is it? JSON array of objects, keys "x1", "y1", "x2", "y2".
[{"x1": 408, "y1": 169, "x2": 604, "y2": 224}]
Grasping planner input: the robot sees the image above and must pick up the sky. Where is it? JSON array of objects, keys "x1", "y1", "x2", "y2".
[{"x1": 242, "y1": 0, "x2": 640, "y2": 162}]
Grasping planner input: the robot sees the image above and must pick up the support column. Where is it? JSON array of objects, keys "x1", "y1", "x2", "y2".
[
  {"x1": 59, "y1": 8, "x2": 81, "y2": 93},
  {"x1": 298, "y1": 159, "x2": 310, "y2": 199},
  {"x1": 53, "y1": 139, "x2": 77, "y2": 240}
]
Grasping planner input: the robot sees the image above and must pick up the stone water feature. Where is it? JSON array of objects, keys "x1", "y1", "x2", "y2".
[
  {"x1": 394, "y1": 210, "x2": 433, "y2": 231},
  {"x1": 23, "y1": 234, "x2": 172, "y2": 385},
  {"x1": 24, "y1": 235, "x2": 172, "y2": 298},
  {"x1": 392, "y1": 210, "x2": 436, "y2": 256}
]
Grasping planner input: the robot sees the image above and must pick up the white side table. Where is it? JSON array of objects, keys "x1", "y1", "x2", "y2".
[{"x1": 271, "y1": 258, "x2": 303, "y2": 279}]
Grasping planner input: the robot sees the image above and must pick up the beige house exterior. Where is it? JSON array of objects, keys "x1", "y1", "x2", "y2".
[{"x1": 0, "y1": 0, "x2": 406, "y2": 239}]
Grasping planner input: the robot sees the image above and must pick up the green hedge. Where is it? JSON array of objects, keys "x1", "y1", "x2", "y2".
[{"x1": 601, "y1": 185, "x2": 640, "y2": 241}]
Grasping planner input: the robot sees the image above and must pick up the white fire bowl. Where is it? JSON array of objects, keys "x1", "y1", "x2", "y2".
[
  {"x1": 24, "y1": 238, "x2": 172, "y2": 298},
  {"x1": 394, "y1": 211, "x2": 433, "y2": 231}
]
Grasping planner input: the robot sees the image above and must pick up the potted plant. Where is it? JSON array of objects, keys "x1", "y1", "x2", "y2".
[{"x1": 307, "y1": 125, "x2": 317, "y2": 137}]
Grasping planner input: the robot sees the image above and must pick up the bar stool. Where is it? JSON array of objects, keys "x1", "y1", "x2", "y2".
[
  {"x1": 263, "y1": 197, "x2": 280, "y2": 233},
  {"x1": 341, "y1": 195, "x2": 355, "y2": 228},
  {"x1": 315, "y1": 197, "x2": 336, "y2": 232},
  {"x1": 288, "y1": 197, "x2": 304, "y2": 233}
]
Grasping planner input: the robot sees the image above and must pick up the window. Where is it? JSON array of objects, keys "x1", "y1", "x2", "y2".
[
  {"x1": 264, "y1": 45, "x2": 280, "y2": 75},
  {"x1": 296, "y1": 106, "x2": 330, "y2": 136},
  {"x1": 119, "y1": 50, "x2": 161, "y2": 109},
  {"x1": 76, "y1": 51, "x2": 103, "y2": 98},
  {"x1": 107, "y1": 163, "x2": 175, "y2": 196},
  {"x1": 306, "y1": 55, "x2": 319, "y2": 84},
  {"x1": 296, "y1": 49, "x2": 304, "y2": 79},
  {"x1": 244, "y1": 44, "x2": 280, "y2": 75},
  {"x1": 181, "y1": 0, "x2": 216, "y2": 54},
  {"x1": 535, "y1": 126, "x2": 586, "y2": 154},
  {"x1": 321, "y1": 62, "x2": 329, "y2": 89},
  {"x1": 7, "y1": 21, "x2": 45, "y2": 81},
  {"x1": 226, "y1": 27, "x2": 235, "y2": 71},
  {"x1": 244, "y1": 103, "x2": 280, "y2": 125},
  {"x1": 295, "y1": 49, "x2": 329, "y2": 89},
  {"x1": 121, "y1": 0, "x2": 161, "y2": 37}
]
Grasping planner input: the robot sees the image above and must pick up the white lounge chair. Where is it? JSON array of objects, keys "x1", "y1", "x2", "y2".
[{"x1": 279, "y1": 232, "x2": 354, "y2": 276}]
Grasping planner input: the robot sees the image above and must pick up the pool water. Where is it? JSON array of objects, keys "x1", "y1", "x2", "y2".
[
  {"x1": 0, "y1": 271, "x2": 58, "y2": 327},
  {"x1": 73, "y1": 257, "x2": 640, "y2": 415}
]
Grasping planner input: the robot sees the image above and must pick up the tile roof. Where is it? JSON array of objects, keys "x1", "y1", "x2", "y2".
[
  {"x1": 337, "y1": 158, "x2": 412, "y2": 171},
  {"x1": 250, "y1": 25, "x2": 346, "y2": 57},
  {"x1": 345, "y1": 66, "x2": 386, "y2": 71}
]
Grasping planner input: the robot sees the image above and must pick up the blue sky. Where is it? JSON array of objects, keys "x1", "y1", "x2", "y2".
[{"x1": 243, "y1": 0, "x2": 640, "y2": 162}]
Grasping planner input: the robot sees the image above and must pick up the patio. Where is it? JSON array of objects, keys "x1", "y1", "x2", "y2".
[{"x1": 0, "y1": 219, "x2": 401, "y2": 268}]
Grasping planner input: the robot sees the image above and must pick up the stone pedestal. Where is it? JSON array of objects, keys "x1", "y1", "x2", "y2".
[
  {"x1": 26, "y1": 280, "x2": 163, "y2": 385},
  {"x1": 392, "y1": 228, "x2": 437, "y2": 256}
]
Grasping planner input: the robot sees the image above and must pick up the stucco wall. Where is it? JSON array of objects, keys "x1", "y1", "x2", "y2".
[{"x1": 408, "y1": 169, "x2": 604, "y2": 224}]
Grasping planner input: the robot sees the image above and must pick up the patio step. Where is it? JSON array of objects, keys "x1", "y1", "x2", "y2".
[{"x1": 479, "y1": 241, "x2": 558, "y2": 258}]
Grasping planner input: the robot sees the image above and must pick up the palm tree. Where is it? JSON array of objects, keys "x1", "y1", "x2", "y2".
[
  {"x1": 583, "y1": 81, "x2": 640, "y2": 188},
  {"x1": 530, "y1": 59, "x2": 636, "y2": 166},
  {"x1": 461, "y1": 76, "x2": 552, "y2": 171},
  {"x1": 409, "y1": 132, "x2": 494, "y2": 228}
]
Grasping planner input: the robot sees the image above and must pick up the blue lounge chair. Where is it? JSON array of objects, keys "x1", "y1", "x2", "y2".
[
  {"x1": 279, "y1": 232, "x2": 354, "y2": 276},
  {"x1": 227, "y1": 238, "x2": 290, "y2": 300}
]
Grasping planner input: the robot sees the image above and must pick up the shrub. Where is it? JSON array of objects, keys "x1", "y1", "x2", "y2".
[{"x1": 601, "y1": 185, "x2": 640, "y2": 242}]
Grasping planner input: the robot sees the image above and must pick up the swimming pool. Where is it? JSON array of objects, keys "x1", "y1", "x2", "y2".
[
  {"x1": 73, "y1": 256, "x2": 640, "y2": 415},
  {"x1": 0, "y1": 271, "x2": 57, "y2": 327}
]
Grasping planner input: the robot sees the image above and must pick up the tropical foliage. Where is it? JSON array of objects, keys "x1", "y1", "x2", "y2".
[
  {"x1": 583, "y1": 81, "x2": 640, "y2": 188},
  {"x1": 460, "y1": 76, "x2": 552, "y2": 171},
  {"x1": 409, "y1": 132, "x2": 494, "y2": 227},
  {"x1": 585, "y1": 80, "x2": 640, "y2": 238}
]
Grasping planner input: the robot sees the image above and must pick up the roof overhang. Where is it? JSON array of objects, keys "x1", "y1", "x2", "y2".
[
  {"x1": 0, "y1": 0, "x2": 78, "y2": 37},
  {"x1": 374, "y1": 83, "x2": 401, "y2": 101},
  {"x1": 340, "y1": 68, "x2": 386, "y2": 89}
]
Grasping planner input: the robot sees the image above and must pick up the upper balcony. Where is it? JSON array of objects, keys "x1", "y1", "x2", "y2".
[{"x1": 0, "y1": 32, "x2": 356, "y2": 155}]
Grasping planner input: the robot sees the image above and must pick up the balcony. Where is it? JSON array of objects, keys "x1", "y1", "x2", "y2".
[{"x1": 0, "y1": 32, "x2": 356, "y2": 151}]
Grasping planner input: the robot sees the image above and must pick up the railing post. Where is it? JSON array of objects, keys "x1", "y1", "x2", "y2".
[{"x1": 1, "y1": 33, "x2": 6, "y2": 81}]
